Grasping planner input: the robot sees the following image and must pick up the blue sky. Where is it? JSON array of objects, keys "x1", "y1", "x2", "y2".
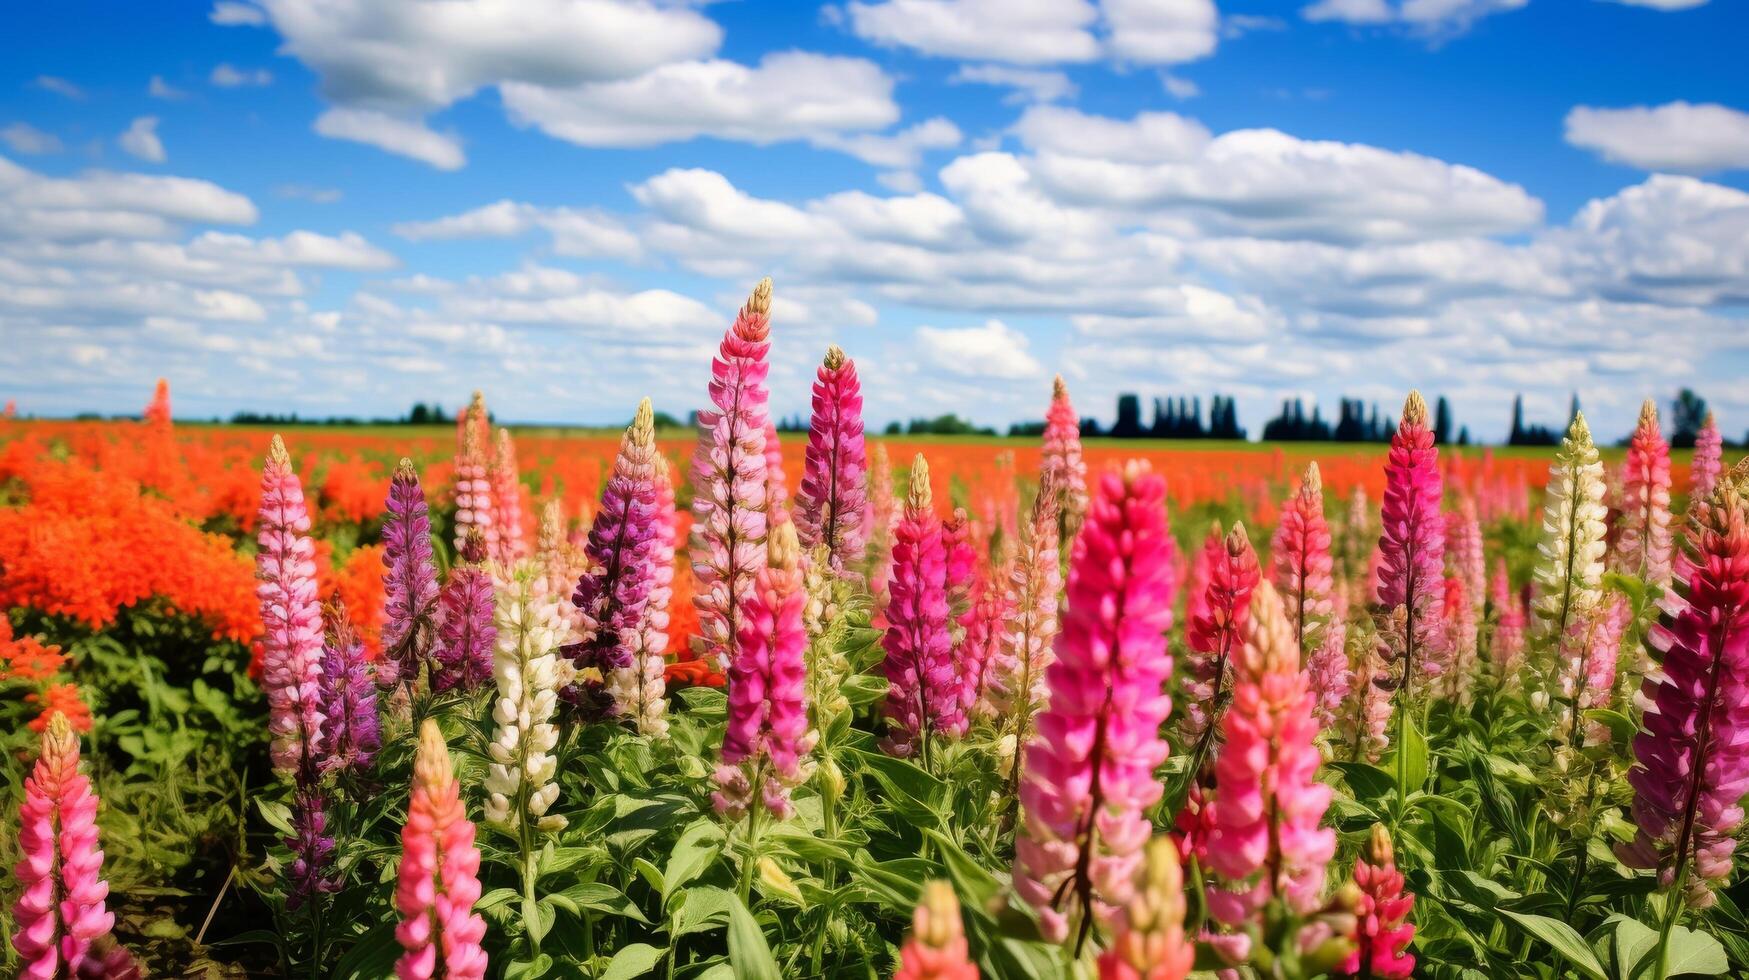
[{"x1": 2, "y1": 0, "x2": 1746, "y2": 441}]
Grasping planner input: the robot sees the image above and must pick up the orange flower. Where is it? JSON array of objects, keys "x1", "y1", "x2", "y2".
[{"x1": 27, "y1": 683, "x2": 92, "y2": 733}]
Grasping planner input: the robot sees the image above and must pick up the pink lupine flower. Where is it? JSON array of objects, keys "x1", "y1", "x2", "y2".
[
  {"x1": 1489, "y1": 560, "x2": 1526, "y2": 676},
  {"x1": 1341, "y1": 824, "x2": 1415, "y2": 979},
  {"x1": 1180, "y1": 523, "x2": 1259, "y2": 746},
  {"x1": 1273, "y1": 462, "x2": 1334, "y2": 653},
  {"x1": 1041, "y1": 375, "x2": 1088, "y2": 541},
  {"x1": 1206, "y1": 581, "x2": 1336, "y2": 924},
  {"x1": 867, "y1": 443, "x2": 898, "y2": 598},
  {"x1": 257, "y1": 435, "x2": 325, "y2": 776},
  {"x1": 943, "y1": 507, "x2": 977, "y2": 643},
  {"x1": 714, "y1": 521, "x2": 812, "y2": 821},
  {"x1": 624, "y1": 454, "x2": 675, "y2": 737},
  {"x1": 452, "y1": 421, "x2": 496, "y2": 560},
  {"x1": 689, "y1": 279, "x2": 773, "y2": 672},
  {"x1": 1618, "y1": 486, "x2": 1749, "y2": 907},
  {"x1": 11, "y1": 713, "x2": 116, "y2": 980},
  {"x1": 986, "y1": 480, "x2": 1062, "y2": 772},
  {"x1": 1558, "y1": 597, "x2": 1628, "y2": 748},
  {"x1": 489, "y1": 428, "x2": 526, "y2": 566},
  {"x1": 1617, "y1": 399, "x2": 1674, "y2": 589},
  {"x1": 959, "y1": 563, "x2": 1013, "y2": 720},
  {"x1": 1692, "y1": 412, "x2": 1723, "y2": 507},
  {"x1": 1014, "y1": 463, "x2": 1176, "y2": 946},
  {"x1": 895, "y1": 881, "x2": 978, "y2": 980},
  {"x1": 1098, "y1": 837, "x2": 1194, "y2": 980},
  {"x1": 1306, "y1": 618, "x2": 1353, "y2": 733},
  {"x1": 1438, "y1": 576, "x2": 1477, "y2": 703},
  {"x1": 763, "y1": 417, "x2": 788, "y2": 523},
  {"x1": 1377, "y1": 392, "x2": 1445, "y2": 706},
  {"x1": 881, "y1": 456, "x2": 964, "y2": 760},
  {"x1": 395, "y1": 720, "x2": 487, "y2": 980},
  {"x1": 1349, "y1": 638, "x2": 1394, "y2": 764},
  {"x1": 1445, "y1": 497, "x2": 1485, "y2": 615},
  {"x1": 793, "y1": 344, "x2": 868, "y2": 569}
]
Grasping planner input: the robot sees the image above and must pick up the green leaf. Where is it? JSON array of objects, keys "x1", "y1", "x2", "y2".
[
  {"x1": 845, "y1": 747, "x2": 948, "y2": 824},
  {"x1": 1585, "y1": 709, "x2": 1638, "y2": 752},
  {"x1": 1331, "y1": 761, "x2": 1396, "y2": 804},
  {"x1": 327, "y1": 921, "x2": 399, "y2": 980},
  {"x1": 1500, "y1": 909, "x2": 1607, "y2": 980},
  {"x1": 664, "y1": 818, "x2": 724, "y2": 900},
  {"x1": 503, "y1": 954, "x2": 554, "y2": 980},
  {"x1": 1661, "y1": 925, "x2": 1730, "y2": 977},
  {"x1": 599, "y1": 943, "x2": 665, "y2": 980},
  {"x1": 547, "y1": 882, "x2": 650, "y2": 924},
  {"x1": 725, "y1": 894, "x2": 780, "y2": 980},
  {"x1": 674, "y1": 886, "x2": 736, "y2": 937},
  {"x1": 1396, "y1": 711, "x2": 1428, "y2": 792},
  {"x1": 924, "y1": 828, "x2": 999, "y2": 908}
]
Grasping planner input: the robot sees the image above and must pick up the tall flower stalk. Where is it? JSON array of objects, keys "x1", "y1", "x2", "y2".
[
  {"x1": 793, "y1": 344, "x2": 868, "y2": 570},
  {"x1": 1375, "y1": 392, "x2": 1444, "y2": 797},
  {"x1": 490, "y1": 429, "x2": 526, "y2": 567},
  {"x1": 258, "y1": 435, "x2": 325, "y2": 777},
  {"x1": 1691, "y1": 412, "x2": 1723, "y2": 507},
  {"x1": 880, "y1": 456, "x2": 962, "y2": 765},
  {"x1": 395, "y1": 720, "x2": 487, "y2": 980},
  {"x1": 1206, "y1": 581, "x2": 1336, "y2": 924},
  {"x1": 380, "y1": 458, "x2": 440, "y2": 688},
  {"x1": 690, "y1": 279, "x2": 774, "y2": 672},
  {"x1": 1446, "y1": 497, "x2": 1486, "y2": 616},
  {"x1": 1343, "y1": 825, "x2": 1415, "y2": 979},
  {"x1": 1617, "y1": 399, "x2": 1674, "y2": 590},
  {"x1": 624, "y1": 455, "x2": 674, "y2": 738},
  {"x1": 1041, "y1": 375, "x2": 1088, "y2": 543},
  {"x1": 452, "y1": 419, "x2": 496, "y2": 560},
  {"x1": 1180, "y1": 523, "x2": 1259, "y2": 758},
  {"x1": 10, "y1": 713, "x2": 117, "y2": 980},
  {"x1": 1532, "y1": 412, "x2": 1608, "y2": 645},
  {"x1": 987, "y1": 479, "x2": 1062, "y2": 794},
  {"x1": 1014, "y1": 463, "x2": 1176, "y2": 949},
  {"x1": 431, "y1": 531, "x2": 496, "y2": 694},
  {"x1": 1273, "y1": 462, "x2": 1334, "y2": 656}
]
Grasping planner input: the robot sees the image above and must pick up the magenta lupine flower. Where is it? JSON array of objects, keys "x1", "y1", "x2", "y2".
[
  {"x1": 287, "y1": 788, "x2": 338, "y2": 909},
  {"x1": 1306, "y1": 619, "x2": 1353, "y2": 733},
  {"x1": 432, "y1": 531, "x2": 496, "y2": 694},
  {"x1": 490, "y1": 428, "x2": 526, "y2": 567},
  {"x1": 1342, "y1": 825, "x2": 1416, "y2": 979},
  {"x1": 395, "y1": 721, "x2": 487, "y2": 980},
  {"x1": 257, "y1": 435, "x2": 325, "y2": 776},
  {"x1": 1692, "y1": 412, "x2": 1723, "y2": 507},
  {"x1": 380, "y1": 458, "x2": 440, "y2": 688},
  {"x1": 1446, "y1": 497, "x2": 1486, "y2": 615},
  {"x1": 1206, "y1": 581, "x2": 1336, "y2": 924},
  {"x1": 1014, "y1": 462, "x2": 1176, "y2": 946},
  {"x1": 880, "y1": 456, "x2": 964, "y2": 761},
  {"x1": 1619, "y1": 488, "x2": 1749, "y2": 907},
  {"x1": 1273, "y1": 462, "x2": 1334, "y2": 653},
  {"x1": 1490, "y1": 559, "x2": 1526, "y2": 676},
  {"x1": 1041, "y1": 375, "x2": 1088, "y2": 540},
  {"x1": 793, "y1": 344, "x2": 868, "y2": 570},
  {"x1": 1617, "y1": 399, "x2": 1674, "y2": 589},
  {"x1": 452, "y1": 418, "x2": 497, "y2": 560},
  {"x1": 763, "y1": 417, "x2": 788, "y2": 523},
  {"x1": 713, "y1": 521, "x2": 813, "y2": 821},
  {"x1": 690, "y1": 279, "x2": 774, "y2": 672},
  {"x1": 11, "y1": 714, "x2": 115, "y2": 980},
  {"x1": 317, "y1": 621, "x2": 381, "y2": 779},
  {"x1": 1377, "y1": 392, "x2": 1445, "y2": 705},
  {"x1": 943, "y1": 507, "x2": 978, "y2": 641},
  {"x1": 1438, "y1": 576, "x2": 1477, "y2": 703},
  {"x1": 1180, "y1": 523, "x2": 1259, "y2": 745},
  {"x1": 572, "y1": 399, "x2": 664, "y2": 720}
]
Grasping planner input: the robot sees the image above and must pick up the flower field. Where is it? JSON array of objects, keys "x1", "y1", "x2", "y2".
[{"x1": 1, "y1": 279, "x2": 1744, "y2": 980}]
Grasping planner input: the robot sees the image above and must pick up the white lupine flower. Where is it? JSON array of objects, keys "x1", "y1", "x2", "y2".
[
  {"x1": 485, "y1": 561, "x2": 567, "y2": 834},
  {"x1": 1532, "y1": 412, "x2": 1609, "y2": 641}
]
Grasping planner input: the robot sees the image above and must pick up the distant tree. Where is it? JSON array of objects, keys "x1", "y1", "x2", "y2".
[
  {"x1": 885, "y1": 421, "x2": 902, "y2": 435},
  {"x1": 1434, "y1": 396, "x2": 1452, "y2": 444},
  {"x1": 1111, "y1": 393, "x2": 1144, "y2": 438},
  {"x1": 1008, "y1": 420, "x2": 1046, "y2": 437},
  {"x1": 1079, "y1": 417, "x2": 1103, "y2": 438},
  {"x1": 1507, "y1": 392, "x2": 1559, "y2": 446},
  {"x1": 1457, "y1": 425, "x2": 1470, "y2": 446},
  {"x1": 653, "y1": 411, "x2": 686, "y2": 430},
  {"x1": 1671, "y1": 388, "x2": 1708, "y2": 449}
]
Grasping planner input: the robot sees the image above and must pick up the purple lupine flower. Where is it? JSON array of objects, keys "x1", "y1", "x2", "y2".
[
  {"x1": 432, "y1": 531, "x2": 496, "y2": 693},
  {"x1": 317, "y1": 610, "x2": 382, "y2": 780},
  {"x1": 287, "y1": 788, "x2": 338, "y2": 910},
  {"x1": 379, "y1": 458, "x2": 439, "y2": 688},
  {"x1": 257, "y1": 435, "x2": 325, "y2": 778},
  {"x1": 570, "y1": 398, "x2": 664, "y2": 720},
  {"x1": 793, "y1": 344, "x2": 868, "y2": 569}
]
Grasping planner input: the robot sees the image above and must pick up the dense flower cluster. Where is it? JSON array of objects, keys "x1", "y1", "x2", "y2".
[
  {"x1": 793, "y1": 344, "x2": 869, "y2": 570},
  {"x1": 1616, "y1": 400, "x2": 1674, "y2": 589},
  {"x1": 396, "y1": 721, "x2": 487, "y2": 980},
  {"x1": 1376, "y1": 392, "x2": 1445, "y2": 703},
  {"x1": 1180, "y1": 522, "x2": 1259, "y2": 744},
  {"x1": 1040, "y1": 376, "x2": 1088, "y2": 541},
  {"x1": 1273, "y1": 462, "x2": 1334, "y2": 653},
  {"x1": 880, "y1": 456, "x2": 962, "y2": 760}
]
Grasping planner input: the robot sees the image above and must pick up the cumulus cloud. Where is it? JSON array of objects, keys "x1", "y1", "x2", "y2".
[
  {"x1": 149, "y1": 76, "x2": 189, "y2": 100},
  {"x1": 0, "y1": 123, "x2": 62, "y2": 156},
  {"x1": 915, "y1": 320, "x2": 1044, "y2": 378},
  {"x1": 1301, "y1": 0, "x2": 1527, "y2": 35},
  {"x1": 118, "y1": 117, "x2": 167, "y2": 163},
  {"x1": 1550, "y1": 174, "x2": 1749, "y2": 305},
  {"x1": 209, "y1": 2, "x2": 267, "y2": 26},
  {"x1": 394, "y1": 199, "x2": 641, "y2": 258},
  {"x1": 210, "y1": 63, "x2": 273, "y2": 87},
  {"x1": 0, "y1": 156, "x2": 257, "y2": 239},
  {"x1": 314, "y1": 109, "x2": 465, "y2": 170},
  {"x1": 1101, "y1": 0, "x2": 1218, "y2": 64},
  {"x1": 845, "y1": 0, "x2": 1217, "y2": 66},
  {"x1": 31, "y1": 76, "x2": 85, "y2": 100},
  {"x1": 948, "y1": 64, "x2": 1077, "y2": 103},
  {"x1": 1564, "y1": 102, "x2": 1749, "y2": 174}
]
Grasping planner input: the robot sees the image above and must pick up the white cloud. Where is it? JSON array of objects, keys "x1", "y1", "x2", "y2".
[
  {"x1": 1070, "y1": 285, "x2": 1277, "y2": 341},
  {"x1": 502, "y1": 52, "x2": 900, "y2": 150},
  {"x1": 915, "y1": 320, "x2": 1044, "y2": 378},
  {"x1": 1, "y1": 124, "x2": 62, "y2": 155},
  {"x1": 210, "y1": 63, "x2": 274, "y2": 87},
  {"x1": 846, "y1": 0, "x2": 1101, "y2": 65},
  {"x1": 1604, "y1": 0, "x2": 1707, "y2": 8},
  {"x1": 209, "y1": 1, "x2": 267, "y2": 26},
  {"x1": 314, "y1": 108, "x2": 466, "y2": 170},
  {"x1": 118, "y1": 117, "x2": 167, "y2": 164},
  {"x1": 1551, "y1": 174, "x2": 1749, "y2": 305},
  {"x1": 1162, "y1": 74, "x2": 1201, "y2": 99},
  {"x1": 812, "y1": 117, "x2": 963, "y2": 170},
  {"x1": 1564, "y1": 102, "x2": 1749, "y2": 174},
  {"x1": 189, "y1": 230, "x2": 398, "y2": 270},
  {"x1": 394, "y1": 199, "x2": 641, "y2": 258},
  {"x1": 275, "y1": 184, "x2": 342, "y2": 204},
  {"x1": 0, "y1": 156, "x2": 257, "y2": 239},
  {"x1": 948, "y1": 64, "x2": 1077, "y2": 103},
  {"x1": 1301, "y1": 0, "x2": 1528, "y2": 34},
  {"x1": 148, "y1": 76, "x2": 189, "y2": 100},
  {"x1": 31, "y1": 76, "x2": 85, "y2": 100},
  {"x1": 1101, "y1": 0, "x2": 1218, "y2": 65}
]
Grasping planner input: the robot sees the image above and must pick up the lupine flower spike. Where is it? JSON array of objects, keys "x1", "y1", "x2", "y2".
[
  {"x1": 257, "y1": 435, "x2": 325, "y2": 776},
  {"x1": 1376, "y1": 392, "x2": 1445, "y2": 709},
  {"x1": 1446, "y1": 497, "x2": 1486, "y2": 616},
  {"x1": 395, "y1": 720, "x2": 488, "y2": 980},
  {"x1": 1691, "y1": 412, "x2": 1723, "y2": 509},
  {"x1": 1619, "y1": 485, "x2": 1749, "y2": 909},
  {"x1": 714, "y1": 521, "x2": 813, "y2": 821},
  {"x1": 690, "y1": 278, "x2": 774, "y2": 672},
  {"x1": 1098, "y1": 837, "x2": 1194, "y2": 980},
  {"x1": 624, "y1": 454, "x2": 674, "y2": 738},
  {"x1": 1040, "y1": 375, "x2": 1088, "y2": 542},
  {"x1": 1274, "y1": 462, "x2": 1335, "y2": 655},
  {"x1": 1015, "y1": 462, "x2": 1176, "y2": 947},
  {"x1": 895, "y1": 881, "x2": 979, "y2": 980},
  {"x1": 1343, "y1": 824, "x2": 1416, "y2": 979},
  {"x1": 576, "y1": 398, "x2": 664, "y2": 721},
  {"x1": 763, "y1": 417, "x2": 788, "y2": 522},
  {"x1": 490, "y1": 428, "x2": 526, "y2": 567},
  {"x1": 986, "y1": 478, "x2": 1061, "y2": 784},
  {"x1": 1306, "y1": 618, "x2": 1353, "y2": 735},
  {"x1": 431, "y1": 531, "x2": 496, "y2": 694},
  {"x1": 452, "y1": 419, "x2": 496, "y2": 560},
  {"x1": 484, "y1": 563, "x2": 567, "y2": 834},
  {"x1": 11, "y1": 713, "x2": 116, "y2": 980},
  {"x1": 1206, "y1": 580, "x2": 1336, "y2": 923},
  {"x1": 868, "y1": 443, "x2": 897, "y2": 596},
  {"x1": 793, "y1": 344, "x2": 868, "y2": 570},
  {"x1": 1616, "y1": 399, "x2": 1674, "y2": 590},
  {"x1": 880, "y1": 456, "x2": 962, "y2": 763},
  {"x1": 380, "y1": 458, "x2": 440, "y2": 688},
  {"x1": 1180, "y1": 522, "x2": 1260, "y2": 747},
  {"x1": 1532, "y1": 411, "x2": 1608, "y2": 643},
  {"x1": 317, "y1": 606, "x2": 381, "y2": 780}
]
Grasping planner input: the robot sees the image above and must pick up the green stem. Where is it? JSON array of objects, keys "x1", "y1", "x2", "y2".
[
  {"x1": 1652, "y1": 878, "x2": 1686, "y2": 980},
  {"x1": 738, "y1": 803, "x2": 764, "y2": 906},
  {"x1": 520, "y1": 818, "x2": 542, "y2": 957}
]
